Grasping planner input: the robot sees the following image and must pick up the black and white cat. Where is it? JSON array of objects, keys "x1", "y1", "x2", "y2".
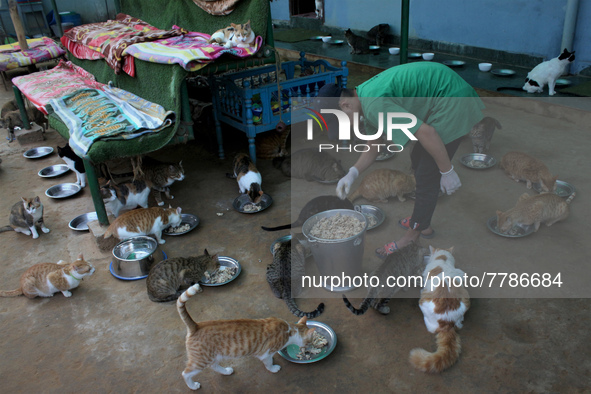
[
  {"x1": 57, "y1": 143, "x2": 86, "y2": 188},
  {"x1": 523, "y1": 48, "x2": 575, "y2": 96}
]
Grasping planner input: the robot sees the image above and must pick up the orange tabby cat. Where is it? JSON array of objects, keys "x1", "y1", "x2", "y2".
[
  {"x1": 410, "y1": 246, "x2": 470, "y2": 373},
  {"x1": 104, "y1": 206, "x2": 182, "y2": 244},
  {"x1": 348, "y1": 169, "x2": 415, "y2": 203},
  {"x1": 0, "y1": 254, "x2": 95, "y2": 299},
  {"x1": 500, "y1": 151, "x2": 557, "y2": 192},
  {"x1": 496, "y1": 192, "x2": 574, "y2": 234},
  {"x1": 177, "y1": 284, "x2": 315, "y2": 390}
]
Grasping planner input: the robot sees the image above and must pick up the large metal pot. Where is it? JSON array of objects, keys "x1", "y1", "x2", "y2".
[
  {"x1": 111, "y1": 236, "x2": 165, "y2": 280},
  {"x1": 302, "y1": 209, "x2": 367, "y2": 292}
]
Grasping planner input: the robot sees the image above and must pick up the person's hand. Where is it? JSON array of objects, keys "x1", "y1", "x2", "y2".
[
  {"x1": 440, "y1": 165, "x2": 461, "y2": 195},
  {"x1": 336, "y1": 167, "x2": 359, "y2": 199}
]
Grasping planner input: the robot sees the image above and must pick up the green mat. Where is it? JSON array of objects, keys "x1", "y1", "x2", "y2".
[
  {"x1": 559, "y1": 80, "x2": 591, "y2": 97},
  {"x1": 274, "y1": 28, "x2": 325, "y2": 43}
]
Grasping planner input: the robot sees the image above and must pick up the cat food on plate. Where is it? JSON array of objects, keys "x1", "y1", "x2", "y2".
[
  {"x1": 279, "y1": 320, "x2": 337, "y2": 364},
  {"x1": 200, "y1": 256, "x2": 241, "y2": 286},
  {"x1": 487, "y1": 216, "x2": 534, "y2": 238},
  {"x1": 163, "y1": 213, "x2": 199, "y2": 235},
  {"x1": 309, "y1": 213, "x2": 365, "y2": 239},
  {"x1": 460, "y1": 153, "x2": 497, "y2": 169},
  {"x1": 23, "y1": 146, "x2": 53, "y2": 159},
  {"x1": 233, "y1": 194, "x2": 273, "y2": 214},
  {"x1": 533, "y1": 180, "x2": 575, "y2": 198},
  {"x1": 355, "y1": 205, "x2": 385, "y2": 230}
]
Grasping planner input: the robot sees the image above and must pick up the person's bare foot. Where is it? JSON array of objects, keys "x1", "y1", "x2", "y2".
[{"x1": 375, "y1": 229, "x2": 421, "y2": 258}]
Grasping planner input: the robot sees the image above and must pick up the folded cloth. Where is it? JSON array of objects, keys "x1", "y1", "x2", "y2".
[
  {"x1": 0, "y1": 37, "x2": 65, "y2": 72},
  {"x1": 47, "y1": 83, "x2": 175, "y2": 157},
  {"x1": 122, "y1": 27, "x2": 263, "y2": 72},
  {"x1": 61, "y1": 36, "x2": 136, "y2": 76},
  {"x1": 12, "y1": 60, "x2": 106, "y2": 115}
]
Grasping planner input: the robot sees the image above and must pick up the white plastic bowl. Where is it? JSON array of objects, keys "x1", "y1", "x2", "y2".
[
  {"x1": 321, "y1": 36, "x2": 332, "y2": 43},
  {"x1": 389, "y1": 47, "x2": 400, "y2": 55},
  {"x1": 422, "y1": 52, "x2": 434, "y2": 61},
  {"x1": 478, "y1": 62, "x2": 492, "y2": 72}
]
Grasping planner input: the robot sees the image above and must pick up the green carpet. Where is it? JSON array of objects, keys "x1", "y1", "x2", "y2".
[
  {"x1": 559, "y1": 80, "x2": 591, "y2": 97},
  {"x1": 274, "y1": 28, "x2": 326, "y2": 43}
]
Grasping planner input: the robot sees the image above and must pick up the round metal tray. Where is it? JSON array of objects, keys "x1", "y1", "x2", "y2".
[
  {"x1": 38, "y1": 164, "x2": 70, "y2": 178},
  {"x1": 487, "y1": 216, "x2": 534, "y2": 238},
  {"x1": 442, "y1": 60, "x2": 466, "y2": 67},
  {"x1": 408, "y1": 52, "x2": 422, "y2": 58},
  {"x1": 491, "y1": 69, "x2": 516, "y2": 77},
  {"x1": 460, "y1": 153, "x2": 497, "y2": 169},
  {"x1": 329, "y1": 40, "x2": 344, "y2": 45},
  {"x1": 200, "y1": 256, "x2": 242, "y2": 286},
  {"x1": 555, "y1": 78, "x2": 572, "y2": 87},
  {"x1": 23, "y1": 146, "x2": 53, "y2": 159},
  {"x1": 354, "y1": 204, "x2": 385, "y2": 230},
  {"x1": 109, "y1": 250, "x2": 168, "y2": 281},
  {"x1": 45, "y1": 183, "x2": 82, "y2": 199},
  {"x1": 278, "y1": 320, "x2": 337, "y2": 364},
  {"x1": 163, "y1": 213, "x2": 199, "y2": 235},
  {"x1": 69, "y1": 212, "x2": 98, "y2": 231},
  {"x1": 532, "y1": 180, "x2": 575, "y2": 198},
  {"x1": 233, "y1": 194, "x2": 273, "y2": 214}
]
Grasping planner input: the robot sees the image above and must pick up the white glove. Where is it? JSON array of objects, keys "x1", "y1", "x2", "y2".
[
  {"x1": 336, "y1": 167, "x2": 359, "y2": 200},
  {"x1": 440, "y1": 165, "x2": 461, "y2": 195}
]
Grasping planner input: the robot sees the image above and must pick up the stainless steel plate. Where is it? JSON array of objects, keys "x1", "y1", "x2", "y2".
[
  {"x1": 491, "y1": 69, "x2": 516, "y2": 76},
  {"x1": 233, "y1": 193, "x2": 273, "y2": 213},
  {"x1": 555, "y1": 78, "x2": 572, "y2": 87},
  {"x1": 355, "y1": 204, "x2": 385, "y2": 230},
  {"x1": 278, "y1": 320, "x2": 337, "y2": 364},
  {"x1": 460, "y1": 153, "x2": 497, "y2": 169},
  {"x1": 532, "y1": 180, "x2": 575, "y2": 198},
  {"x1": 329, "y1": 40, "x2": 344, "y2": 45},
  {"x1": 443, "y1": 60, "x2": 466, "y2": 67},
  {"x1": 163, "y1": 213, "x2": 199, "y2": 236},
  {"x1": 369, "y1": 45, "x2": 380, "y2": 50},
  {"x1": 376, "y1": 150, "x2": 396, "y2": 161},
  {"x1": 109, "y1": 250, "x2": 168, "y2": 281},
  {"x1": 23, "y1": 146, "x2": 53, "y2": 159},
  {"x1": 487, "y1": 216, "x2": 534, "y2": 238},
  {"x1": 408, "y1": 52, "x2": 422, "y2": 58},
  {"x1": 38, "y1": 164, "x2": 70, "y2": 178},
  {"x1": 200, "y1": 256, "x2": 242, "y2": 286},
  {"x1": 69, "y1": 212, "x2": 98, "y2": 231},
  {"x1": 45, "y1": 183, "x2": 82, "y2": 199},
  {"x1": 310, "y1": 36, "x2": 324, "y2": 40}
]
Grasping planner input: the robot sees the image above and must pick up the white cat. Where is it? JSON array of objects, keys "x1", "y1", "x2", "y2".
[
  {"x1": 522, "y1": 48, "x2": 575, "y2": 96},
  {"x1": 315, "y1": 0, "x2": 324, "y2": 19}
]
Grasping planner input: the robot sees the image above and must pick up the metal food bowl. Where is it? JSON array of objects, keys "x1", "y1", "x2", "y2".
[
  {"x1": 110, "y1": 236, "x2": 165, "y2": 280},
  {"x1": 443, "y1": 60, "x2": 465, "y2": 67},
  {"x1": 354, "y1": 205, "x2": 385, "y2": 230},
  {"x1": 491, "y1": 69, "x2": 516, "y2": 77},
  {"x1": 38, "y1": 164, "x2": 70, "y2": 178},
  {"x1": 555, "y1": 78, "x2": 573, "y2": 87},
  {"x1": 23, "y1": 146, "x2": 53, "y2": 159},
  {"x1": 533, "y1": 180, "x2": 575, "y2": 198},
  {"x1": 69, "y1": 212, "x2": 98, "y2": 231},
  {"x1": 200, "y1": 256, "x2": 241, "y2": 286},
  {"x1": 163, "y1": 213, "x2": 199, "y2": 236},
  {"x1": 408, "y1": 52, "x2": 422, "y2": 58},
  {"x1": 487, "y1": 216, "x2": 534, "y2": 238},
  {"x1": 460, "y1": 153, "x2": 497, "y2": 169},
  {"x1": 329, "y1": 40, "x2": 344, "y2": 45},
  {"x1": 278, "y1": 320, "x2": 337, "y2": 364},
  {"x1": 369, "y1": 45, "x2": 380, "y2": 51},
  {"x1": 45, "y1": 183, "x2": 82, "y2": 199},
  {"x1": 233, "y1": 193, "x2": 273, "y2": 214}
]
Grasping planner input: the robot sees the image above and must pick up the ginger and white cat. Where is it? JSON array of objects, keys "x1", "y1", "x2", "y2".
[
  {"x1": 500, "y1": 151, "x2": 557, "y2": 192},
  {"x1": 410, "y1": 246, "x2": 470, "y2": 373},
  {"x1": 177, "y1": 284, "x2": 315, "y2": 390},
  {"x1": 0, "y1": 196, "x2": 50, "y2": 239},
  {"x1": 0, "y1": 254, "x2": 95, "y2": 299},
  {"x1": 523, "y1": 48, "x2": 575, "y2": 96},
  {"x1": 104, "y1": 206, "x2": 182, "y2": 244},
  {"x1": 209, "y1": 20, "x2": 255, "y2": 49}
]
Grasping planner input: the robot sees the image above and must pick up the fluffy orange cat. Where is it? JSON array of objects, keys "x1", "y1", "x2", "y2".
[
  {"x1": 496, "y1": 192, "x2": 573, "y2": 233},
  {"x1": 348, "y1": 169, "x2": 415, "y2": 203},
  {"x1": 500, "y1": 151, "x2": 557, "y2": 192},
  {"x1": 177, "y1": 284, "x2": 315, "y2": 390}
]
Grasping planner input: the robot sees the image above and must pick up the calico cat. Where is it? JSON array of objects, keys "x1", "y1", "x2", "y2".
[
  {"x1": 342, "y1": 242, "x2": 427, "y2": 315},
  {"x1": 367, "y1": 24, "x2": 389, "y2": 46},
  {"x1": 208, "y1": 20, "x2": 256, "y2": 49},
  {"x1": 0, "y1": 254, "x2": 95, "y2": 299},
  {"x1": 500, "y1": 151, "x2": 557, "y2": 192},
  {"x1": 146, "y1": 250, "x2": 220, "y2": 302},
  {"x1": 344, "y1": 28, "x2": 370, "y2": 54},
  {"x1": 177, "y1": 284, "x2": 315, "y2": 390},
  {"x1": 0, "y1": 197, "x2": 50, "y2": 239},
  {"x1": 496, "y1": 192, "x2": 574, "y2": 234},
  {"x1": 468, "y1": 116, "x2": 502, "y2": 154},
  {"x1": 255, "y1": 127, "x2": 290, "y2": 160},
  {"x1": 103, "y1": 206, "x2": 183, "y2": 244},
  {"x1": 410, "y1": 246, "x2": 470, "y2": 373},
  {"x1": 267, "y1": 240, "x2": 325, "y2": 318},
  {"x1": 348, "y1": 169, "x2": 416, "y2": 203},
  {"x1": 523, "y1": 48, "x2": 575, "y2": 96},
  {"x1": 227, "y1": 153, "x2": 264, "y2": 203},
  {"x1": 57, "y1": 143, "x2": 86, "y2": 188},
  {"x1": 290, "y1": 148, "x2": 346, "y2": 183},
  {"x1": 262, "y1": 195, "x2": 353, "y2": 231},
  {"x1": 100, "y1": 179, "x2": 151, "y2": 218},
  {"x1": 133, "y1": 156, "x2": 185, "y2": 206}
]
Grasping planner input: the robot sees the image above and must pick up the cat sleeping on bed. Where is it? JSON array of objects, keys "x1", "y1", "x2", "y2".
[{"x1": 209, "y1": 20, "x2": 256, "y2": 49}]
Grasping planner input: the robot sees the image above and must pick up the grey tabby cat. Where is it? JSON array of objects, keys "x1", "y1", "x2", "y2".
[
  {"x1": 367, "y1": 24, "x2": 389, "y2": 46},
  {"x1": 342, "y1": 242, "x2": 427, "y2": 315},
  {"x1": 0, "y1": 197, "x2": 50, "y2": 239},
  {"x1": 146, "y1": 249, "x2": 220, "y2": 302},
  {"x1": 133, "y1": 156, "x2": 185, "y2": 206},
  {"x1": 468, "y1": 116, "x2": 502, "y2": 154},
  {"x1": 267, "y1": 240, "x2": 324, "y2": 318},
  {"x1": 344, "y1": 28, "x2": 370, "y2": 54}
]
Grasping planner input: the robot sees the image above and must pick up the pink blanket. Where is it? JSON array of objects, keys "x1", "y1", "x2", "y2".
[{"x1": 0, "y1": 37, "x2": 65, "y2": 72}]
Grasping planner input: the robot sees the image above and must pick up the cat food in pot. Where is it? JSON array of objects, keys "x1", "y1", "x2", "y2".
[{"x1": 309, "y1": 213, "x2": 366, "y2": 240}]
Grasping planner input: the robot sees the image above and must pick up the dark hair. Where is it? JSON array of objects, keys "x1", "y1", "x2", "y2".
[{"x1": 340, "y1": 88, "x2": 355, "y2": 98}]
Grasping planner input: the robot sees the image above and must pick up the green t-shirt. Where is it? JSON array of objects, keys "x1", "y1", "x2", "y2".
[{"x1": 356, "y1": 62, "x2": 484, "y2": 146}]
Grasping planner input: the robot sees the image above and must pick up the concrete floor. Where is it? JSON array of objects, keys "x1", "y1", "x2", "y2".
[{"x1": 1, "y1": 59, "x2": 591, "y2": 393}]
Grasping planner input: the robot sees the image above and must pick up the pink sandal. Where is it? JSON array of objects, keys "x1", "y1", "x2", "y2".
[
  {"x1": 398, "y1": 217, "x2": 436, "y2": 239},
  {"x1": 375, "y1": 241, "x2": 398, "y2": 259}
]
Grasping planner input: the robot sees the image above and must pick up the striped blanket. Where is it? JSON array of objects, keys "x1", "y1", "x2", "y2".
[
  {"x1": 0, "y1": 37, "x2": 65, "y2": 72},
  {"x1": 47, "y1": 84, "x2": 175, "y2": 158}
]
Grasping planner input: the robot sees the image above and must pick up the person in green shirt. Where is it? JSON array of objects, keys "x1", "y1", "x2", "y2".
[{"x1": 317, "y1": 62, "x2": 484, "y2": 257}]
